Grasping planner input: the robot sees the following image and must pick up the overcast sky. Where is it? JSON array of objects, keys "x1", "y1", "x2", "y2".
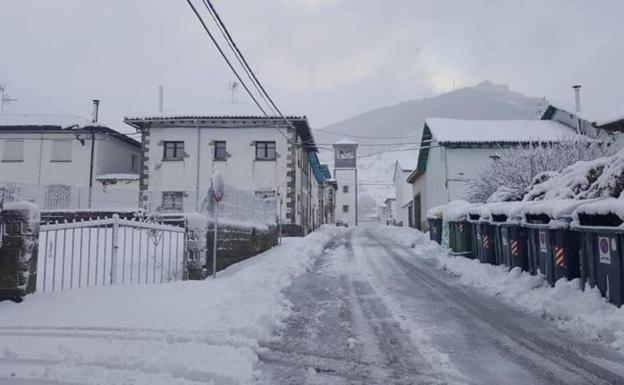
[{"x1": 1, "y1": 0, "x2": 623, "y2": 132}]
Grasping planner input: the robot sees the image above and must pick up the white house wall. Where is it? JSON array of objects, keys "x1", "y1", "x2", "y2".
[
  {"x1": 393, "y1": 169, "x2": 413, "y2": 227},
  {"x1": 0, "y1": 132, "x2": 92, "y2": 187},
  {"x1": 95, "y1": 136, "x2": 142, "y2": 177},
  {"x1": 144, "y1": 125, "x2": 290, "y2": 219}
]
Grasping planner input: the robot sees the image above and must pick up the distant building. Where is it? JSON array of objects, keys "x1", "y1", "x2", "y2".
[
  {"x1": 333, "y1": 139, "x2": 358, "y2": 226},
  {"x1": 392, "y1": 160, "x2": 417, "y2": 227},
  {"x1": 0, "y1": 113, "x2": 141, "y2": 209},
  {"x1": 381, "y1": 197, "x2": 396, "y2": 225},
  {"x1": 407, "y1": 118, "x2": 576, "y2": 229},
  {"x1": 124, "y1": 114, "x2": 330, "y2": 236},
  {"x1": 541, "y1": 105, "x2": 624, "y2": 140}
]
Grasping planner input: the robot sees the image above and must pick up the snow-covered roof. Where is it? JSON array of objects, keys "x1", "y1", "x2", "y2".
[
  {"x1": 333, "y1": 138, "x2": 357, "y2": 145},
  {"x1": 396, "y1": 159, "x2": 418, "y2": 172},
  {"x1": 0, "y1": 113, "x2": 92, "y2": 128},
  {"x1": 425, "y1": 118, "x2": 576, "y2": 144},
  {"x1": 544, "y1": 103, "x2": 624, "y2": 128}
]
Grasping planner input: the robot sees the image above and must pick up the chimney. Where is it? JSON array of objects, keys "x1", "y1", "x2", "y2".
[
  {"x1": 572, "y1": 85, "x2": 582, "y2": 113},
  {"x1": 91, "y1": 99, "x2": 100, "y2": 123},
  {"x1": 158, "y1": 85, "x2": 164, "y2": 113}
]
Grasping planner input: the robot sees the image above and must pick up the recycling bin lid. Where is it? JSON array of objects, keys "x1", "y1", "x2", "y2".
[
  {"x1": 572, "y1": 198, "x2": 624, "y2": 230},
  {"x1": 467, "y1": 202, "x2": 503, "y2": 224},
  {"x1": 522, "y1": 199, "x2": 597, "y2": 229},
  {"x1": 444, "y1": 202, "x2": 479, "y2": 223},
  {"x1": 489, "y1": 201, "x2": 537, "y2": 225},
  {"x1": 427, "y1": 200, "x2": 471, "y2": 220}
]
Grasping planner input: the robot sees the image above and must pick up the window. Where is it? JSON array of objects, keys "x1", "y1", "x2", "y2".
[
  {"x1": 131, "y1": 154, "x2": 139, "y2": 172},
  {"x1": 2, "y1": 140, "x2": 24, "y2": 162},
  {"x1": 51, "y1": 139, "x2": 72, "y2": 162},
  {"x1": 342, "y1": 185, "x2": 349, "y2": 193},
  {"x1": 255, "y1": 141, "x2": 276, "y2": 160},
  {"x1": 163, "y1": 141, "x2": 185, "y2": 160},
  {"x1": 214, "y1": 141, "x2": 227, "y2": 160},
  {"x1": 342, "y1": 205, "x2": 349, "y2": 213},
  {"x1": 161, "y1": 191, "x2": 184, "y2": 212}
]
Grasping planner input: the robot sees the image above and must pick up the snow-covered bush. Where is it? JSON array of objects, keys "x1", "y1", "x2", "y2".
[
  {"x1": 466, "y1": 137, "x2": 619, "y2": 203},
  {"x1": 525, "y1": 149, "x2": 624, "y2": 201}
]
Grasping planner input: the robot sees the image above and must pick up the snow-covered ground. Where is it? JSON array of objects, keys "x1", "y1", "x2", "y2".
[
  {"x1": 0, "y1": 226, "x2": 346, "y2": 385},
  {"x1": 374, "y1": 226, "x2": 624, "y2": 352}
]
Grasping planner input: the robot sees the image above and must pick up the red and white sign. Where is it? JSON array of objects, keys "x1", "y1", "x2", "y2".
[{"x1": 212, "y1": 173, "x2": 224, "y2": 202}]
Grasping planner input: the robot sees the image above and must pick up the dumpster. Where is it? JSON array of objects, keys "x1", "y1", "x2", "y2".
[
  {"x1": 490, "y1": 202, "x2": 534, "y2": 271},
  {"x1": 521, "y1": 199, "x2": 587, "y2": 285},
  {"x1": 467, "y1": 204, "x2": 498, "y2": 265},
  {"x1": 444, "y1": 203, "x2": 477, "y2": 258},
  {"x1": 572, "y1": 199, "x2": 624, "y2": 307},
  {"x1": 426, "y1": 204, "x2": 447, "y2": 244}
]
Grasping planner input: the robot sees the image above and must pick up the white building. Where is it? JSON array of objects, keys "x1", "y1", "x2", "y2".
[
  {"x1": 124, "y1": 114, "x2": 327, "y2": 236},
  {"x1": 407, "y1": 118, "x2": 576, "y2": 229},
  {"x1": 333, "y1": 139, "x2": 358, "y2": 226},
  {"x1": 392, "y1": 160, "x2": 417, "y2": 227},
  {"x1": 0, "y1": 113, "x2": 141, "y2": 209}
]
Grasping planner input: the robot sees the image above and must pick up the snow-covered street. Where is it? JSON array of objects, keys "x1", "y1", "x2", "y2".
[
  {"x1": 2, "y1": 226, "x2": 624, "y2": 385},
  {"x1": 259, "y1": 228, "x2": 624, "y2": 385}
]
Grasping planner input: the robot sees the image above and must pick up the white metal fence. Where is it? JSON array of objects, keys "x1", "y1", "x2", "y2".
[{"x1": 37, "y1": 215, "x2": 186, "y2": 292}]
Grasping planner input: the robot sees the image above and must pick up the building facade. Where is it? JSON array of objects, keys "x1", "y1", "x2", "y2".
[
  {"x1": 124, "y1": 115, "x2": 327, "y2": 235},
  {"x1": 392, "y1": 160, "x2": 417, "y2": 227},
  {"x1": 0, "y1": 114, "x2": 141, "y2": 209},
  {"x1": 407, "y1": 118, "x2": 577, "y2": 229},
  {"x1": 333, "y1": 139, "x2": 358, "y2": 226}
]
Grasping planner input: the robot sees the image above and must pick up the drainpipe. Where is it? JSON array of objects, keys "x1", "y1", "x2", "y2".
[
  {"x1": 195, "y1": 120, "x2": 201, "y2": 211},
  {"x1": 88, "y1": 99, "x2": 99, "y2": 208}
]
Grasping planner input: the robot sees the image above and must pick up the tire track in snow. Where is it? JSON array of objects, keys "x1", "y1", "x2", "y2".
[{"x1": 366, "y1": 230, "x2": 624, "y2": 385}]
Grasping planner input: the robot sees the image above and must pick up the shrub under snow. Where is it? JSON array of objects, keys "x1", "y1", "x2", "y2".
[{"x1": 467, "y1": 136, "x2": 619, "y2": 203}]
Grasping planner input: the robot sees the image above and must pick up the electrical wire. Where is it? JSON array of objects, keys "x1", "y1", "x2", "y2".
[
  {"x1": 201, "y1": 0, "x2": 302, "y2": 139},
  {"x1": 184, "y1": 0, "x2": 294, "y2": 144}
]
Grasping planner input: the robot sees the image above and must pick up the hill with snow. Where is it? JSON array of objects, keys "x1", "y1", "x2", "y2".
[{"x1": 314, "y1": 81, "x2": 546, "y2": 215}]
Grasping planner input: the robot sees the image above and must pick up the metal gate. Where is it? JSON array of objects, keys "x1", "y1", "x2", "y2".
[{"x1": 38, "y1": 214, "x2": 187, "y2": 292}]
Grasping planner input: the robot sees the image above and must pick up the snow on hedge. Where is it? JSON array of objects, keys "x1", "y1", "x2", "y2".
[
  {"x1": 0, "y1": 225, "x2": 346, "y2": 385},
  {"x1": 525, "y1": 149, "x2": 624, "y2": 201},
  {"x1": 373, "y1": 227, "x2": 624, "y2": 352}
]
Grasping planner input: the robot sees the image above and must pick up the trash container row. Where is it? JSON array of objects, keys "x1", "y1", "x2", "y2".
[{"x1": 427, "y1": 198, "x2": 624, "y2": 307}]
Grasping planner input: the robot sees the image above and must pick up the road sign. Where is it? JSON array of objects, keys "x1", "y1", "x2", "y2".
[
  {"x1": 212, "y1": 173, "x2": 224, "y2": 202},
  {"x1": 599, "y1": 237, "x2": 611, "y2": 265}
]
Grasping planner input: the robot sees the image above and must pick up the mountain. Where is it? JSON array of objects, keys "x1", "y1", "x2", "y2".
[{"x1": 314, "y1": 81, "x2": 546, "y2": 216}]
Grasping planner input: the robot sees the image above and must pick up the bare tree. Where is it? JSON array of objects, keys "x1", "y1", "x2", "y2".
[{"x1": 466, "y1": 136, "x2": 619, "y2": 203}]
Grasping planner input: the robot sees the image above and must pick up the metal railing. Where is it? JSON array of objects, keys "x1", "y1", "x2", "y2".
[{"x1": 37, "y1": 214, "x2": 186, "y2": 292}]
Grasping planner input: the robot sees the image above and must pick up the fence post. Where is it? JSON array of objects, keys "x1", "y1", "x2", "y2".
[
  {"x1": 110, "y1": 214, "x2": 119, "y2": 284},
  {"x1": 0, "y1": 202, "x2": 40, "y2": 302}
]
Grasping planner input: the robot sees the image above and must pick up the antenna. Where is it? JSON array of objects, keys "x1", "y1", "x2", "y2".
[
  {"x1": 228, "y1": 81, "x2": 239, "y2": 103},
  {"x1": 0, "y1": 85, "x2": 18, "y2": 112}
]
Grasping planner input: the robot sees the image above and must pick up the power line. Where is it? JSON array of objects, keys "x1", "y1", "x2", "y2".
[
  {"x1": 184, "y1": 0, "x2": 294, "y2": 144},
  {"x1": 313, "y1": 128, "x2": 420, "y2": 140},
  {"x1": 201, "y1": 0, "x2": 302, "y2": 139}
]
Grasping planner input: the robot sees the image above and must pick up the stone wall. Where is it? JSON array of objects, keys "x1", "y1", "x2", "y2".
[{"x1": 0, "y1": 203, "x2": 40, "y2": 302}]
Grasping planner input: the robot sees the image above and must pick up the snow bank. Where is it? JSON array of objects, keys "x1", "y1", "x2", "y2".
[
  {"x1": 0, "y1": 225, "x2": 346, "y2": 385},
  {"x1": 372, "y1": 227, "x2": 624, "y2": 352}
]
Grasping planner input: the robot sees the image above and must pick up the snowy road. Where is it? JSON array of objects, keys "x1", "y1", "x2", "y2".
[{"x1": 258, "y1": 229, "x2": 624, "y2": 385}]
